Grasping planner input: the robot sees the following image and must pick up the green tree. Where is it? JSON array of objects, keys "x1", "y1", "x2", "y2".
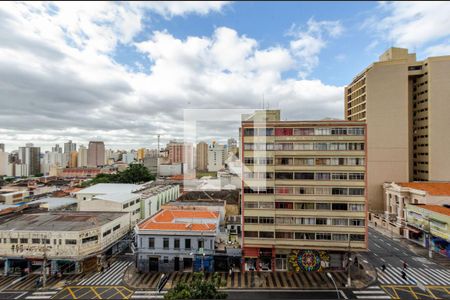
[
  {"x1": 116, "y1": 164, "x2": 154, "y2": 183},
  {"x1": 164, "y1": 272, "x2": 227, "y2": 300}
]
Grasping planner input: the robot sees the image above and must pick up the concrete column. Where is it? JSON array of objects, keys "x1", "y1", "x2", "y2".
[{"x1": 4, "y1": 259, "x2": 9, "y2": 276}]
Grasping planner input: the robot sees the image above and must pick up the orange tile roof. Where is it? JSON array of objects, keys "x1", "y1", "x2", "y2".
[
  {"x1": 417, "y1": 205, "x2": 450, "y2": 216},
  {"x1": 138, "y1": 209, "x2": 219, "y2": 231},
  {"x1": 397, "y1": 182, "x2": 450, "y2": 196}
]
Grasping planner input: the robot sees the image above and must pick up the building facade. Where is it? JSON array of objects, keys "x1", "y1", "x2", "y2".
[
  {"x1": 207, "y1": 142, "x2": 226, "y2": 172},
  {"x1": 345, "y1": 47, "x2": 450, "y2": 211},
  {"x1": 0, "y1": 211, "x2": 130, "y2": 275},
  {"x1": 77, "y1": 145, "x2": 88, "y2": 167},
  {"x1": 135, "y1": 208, "x2": 219, "y2": 272},
  {"x1": 196, "y1": 142, "x2": 208, "y2": 171},
  {"x1": 18, "y1": 144, "x2": 40, "y2": 176},
  {"x1": 241, "y1": 110, "x2": 367, "y2": 272},
  {"x1": 87, "y1": 141, "x2": 105, "y2": 167},
  {"x1": 406, "y1": 204, "x2": 450, "y2": 258},
  {"x1": 167, "y1": 141, "x2": 193, "y2": 171}
]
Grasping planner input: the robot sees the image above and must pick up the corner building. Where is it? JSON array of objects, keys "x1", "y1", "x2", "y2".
[{"x1": 241, "y1": 110, "x2": 367, "y2": 272}]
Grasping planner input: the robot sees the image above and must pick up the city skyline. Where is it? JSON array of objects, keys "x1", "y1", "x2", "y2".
[{"x1": 2, "y1": 2, "x2": 450, "y2": 151}]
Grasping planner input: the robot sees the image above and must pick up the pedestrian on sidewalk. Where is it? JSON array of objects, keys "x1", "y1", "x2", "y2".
[
  {"x1": 107, "y1": 261, "x2": 111, "y2": 269},
  {"x1": 381, "y1": 264, "x2": 386, "y2": 272},
  {"x1": 229, "y1": 267, "x2": 232, "y2": 276},
  {"x1": 401, "y1": 270, "x2": 407, "y2": 280},
  {"x1": 403, "y1": 261, "x2": 408, "y2": 269}
]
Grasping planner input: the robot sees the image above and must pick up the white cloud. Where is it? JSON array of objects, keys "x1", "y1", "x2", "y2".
[
  {"x1": 288, "y1": 18, "x2": 343, "y2": 78},
  {"x1": 0, "y1": 2, "x2": 344, "y2": 151},
  {"x1": 366, "y1": 1, "x2": 450, "y2": 53}
]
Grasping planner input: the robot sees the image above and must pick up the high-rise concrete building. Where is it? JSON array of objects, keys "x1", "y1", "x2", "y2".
[
  {"x1": 196, "y1": 142, "x2": 208, "y2": 171},
  {"x1": 18, "y1": 144, "x2": 41, "y2": 176},
  {"x1": 0, "y1": 144, "x2": 4, "y2": 152},
  {"x1": 0, "y1": 150, "x2": 8, "y2": 176},
  {"x1": 241, "y1": 110, "x2": 367, "y2": 272},
  {"x1": 77, "y1": 145, "x2": 88, "y2": 167},
  {"x1": 227, "y1": 138, "x2": 238, "y2": 157},
  {"x1": 345, "y1": 47, "x2": 450, "y2": 211},
  {"x1": 52, "y1": 144, "x2": 62, "y2": 153},
  {"x1": 64, "y1": 140, "x2": 77, "y2": 153},
  {"x1": 69, "y1": 151, "x2": 78, "y2": 168},
  {"x1": 167, "y1": 140, "x2": 193, "y2": 171},
  {"x1": 87, "y1": 141, "x2": 105, "y2": 167},
  {"x1": 207, "y1": 142, "x2": 226, "y2": 172},
  {"x1": 137, "y1": 148, "x2": 146, "y2": 162}
]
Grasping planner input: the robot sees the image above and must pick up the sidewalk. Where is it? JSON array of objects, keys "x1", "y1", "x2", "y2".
[
  {"x1": 369, "y1": 222, "x2": 450, "y2": 268},
  {"x1": 123, "y1": 264, "x2": 367, "y2": 290}
]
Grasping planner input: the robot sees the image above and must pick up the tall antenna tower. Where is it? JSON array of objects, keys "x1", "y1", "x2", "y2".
[{"x1": 157, "y1": 134, "x2": 160, "y2": 156}]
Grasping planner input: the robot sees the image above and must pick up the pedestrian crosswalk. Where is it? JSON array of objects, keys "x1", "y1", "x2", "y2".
[
  {"x1": 377, "y1": 265, "x2": 450, "y2": 286},
  {"x1": 131, "y1": 290, "x2": 167, "y2": 299},
  {"x1": 353, "y1": 286, "x2": 391, "y2": 299},
  {"x1": 77, "y1": 260, "x2": 132, "y2": 286},
  {"x1": 25, "y1": 290, "x2": 58, "y2": 299}
]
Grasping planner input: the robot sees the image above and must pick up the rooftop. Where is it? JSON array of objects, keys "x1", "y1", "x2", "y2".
[
  {"x1": 415, "y1": 205, "x2": 450, "y2": 217},
  {"x1": 397, "y1": 182, "x2": 450, "y2": 196},
  {"x1": 138, "y1": 209, "x2": 219, "y2": 232},
  {"x1": 75, "y1": 183, "x2": 143, "y2": 195},
  {"x1": 0, "y1": 211, "x2": 127, "y2": 232},
  {"x1": 94, "y1": 192, "x2": 139, "y2": 203},
  {"x1": 27, "y1": 197, "x2": 77, "y2": 210}
]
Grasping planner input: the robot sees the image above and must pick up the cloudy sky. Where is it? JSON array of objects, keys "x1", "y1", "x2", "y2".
[{"x1": 1, "y1": 1, "x2": 450, "y2": 152}]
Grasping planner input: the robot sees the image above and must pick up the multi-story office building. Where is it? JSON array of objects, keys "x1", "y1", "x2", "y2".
[
  {"x1": 196, "y1": 142, "x2": 208, "y2": 171},
  {"x1": 137, "y1": 148, "x2": 146, "y2": 162},
  {"x1": 0, "y1": 143, "x2": 4, "y2": 152},
  {"x1": 87, "y1": 141, "x2": 105, "y2": 167},
  {"x1": 52, "y1": 144, "x2": 62, "y2": 153},
  {"x1": 227, "y1": 138, "x2": 238, "y2": 156},
  {"x1": 241, "y1": 110, "x2": 367, "y2": 272},
  {"x1": 69, "y1": 151, "x2": 78, "y2": 168},
  {"x1": 345, "y1": 47, "x2": 450, "y2": 211},
  {"x1": 207, "y1": 142, "x2": 226, "y2": 172},
  {"x1": 18, "y1": 144, "x2": 40, "y2": 176},
  {"x1": 0, "y1": 151, "x2": 8, "y2": 176}
]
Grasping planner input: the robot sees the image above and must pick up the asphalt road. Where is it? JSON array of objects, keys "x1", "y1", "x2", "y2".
[
  {"x1": 226, "y1": 290, "x2": 347, "y2": 299},
  {"x1": 363, "y1": 227, "x2": 441, "y2": 270}
]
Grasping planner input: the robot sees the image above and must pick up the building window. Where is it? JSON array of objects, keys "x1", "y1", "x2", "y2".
[
  {"x1": 163, "y1": 238, "x2": 169, "y2": 249},
  {"x1": 259, "y1": 231, "x2": 274, "y2": 238},
  {"x1": 349, "y1": 173, "x2": 365, "y2": 180},
  {"x1": 316, "y1": 218, "x2": 328, "y2": 225},
  {"x1": 349, "y1": 204, "x2": 365, "y2": 211},
  {"x1": 65, "y1": 239, "x2": 77, "y2": 245},
  {"x1": 174, "y1": 238, "x2": 180, "y2": 249},
  {"x1": 185, "y1": 239, "x2": 191, "y2": 250},
  {"x1": 332, "y1": 219, "x2": 348, "y2": 226},
  {"x1": 275, "y1": 232, "x2": 293, "y2": 239},
  {"x1": 332, "y1": 203, "x2": 348, "y2": 211},
  {"x1": 123, "y1": 203, "x2": 129, "y2": 209},
  {"x1": 10, "y1": 238, "x2": 18, "y2": 244},
  {"x1": 316, "y1": 173, "x2": 331, "y2": 180},
  {"x1": 163, "y1": 256, "x2": 169, "y2": 264},
  {"x1": 349, "y1": 188, "x2": 365, "y2": 196},
  {"x1": 333, "y1": 234, "x2": 348, "y2": 241},
  {"x1": 332, "y1": 188, "x2": 348, "y2": 195},
  {"x1": 259, "y1": 217, "x2": 274, "y2": 224},
  {"x1": 294, "y1": 232, "x2": 315, "y2": 240},
  {"x1": 149, "y1": 238, "x2": 155, "y2": 249},
  {"x1": 113, "y1": 224, "x2": 121, "y2": 231},
  {"x1": 350, "y1": 234, "x2": 365, "y2": 241},
  {"x1": 275, "y1": 172, "x2": 293, "y2": 180},
  {"x1": 82, "y1": 236, "x2": 98, "y2": 244},
  {"x1": 244, "y1": 216, "x2": 258, "y2": 224},
  {"x1": 32, "y1": 238, "x2": 40, "y2": 244},
  {"x1": 103, "y1": 229, "x2": 111, "y2": 237},
  {"x1": 20, "y1": 238, "x2": 28, "y2": 244},
  {"x1": 244, "y1": 231, "x2": 258, "y2": 238},
  {"x1": 295, "y1": 172, "x2": 314, "y2": 180},
  {"x1": 316, "y1": 203, "x2": 331, "y2": 210},
  {"x1": 316, "y1": 233, "x2": 332, "y2": 240},
  {"x1": 295, "y1": 203, "x2": 314, "y2": 210},
  {"x1": 350, "y1": 219, "x2": 365, "y2": 226},
  {"x1": 198, "y1": 239, "x2": 204, "y2": 249},
  {"x1": 275, "y1": 202, "x2": 293, "y2": 209}
]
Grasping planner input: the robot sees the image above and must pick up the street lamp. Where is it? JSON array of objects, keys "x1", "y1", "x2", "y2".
[{"x1": 327, "y1": 272, "x2": 340, "y2": 299}]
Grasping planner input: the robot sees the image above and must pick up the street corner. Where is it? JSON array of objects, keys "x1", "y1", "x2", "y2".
[{"x1": 53, "y1": 286, "x2": 134, "y2": 299}]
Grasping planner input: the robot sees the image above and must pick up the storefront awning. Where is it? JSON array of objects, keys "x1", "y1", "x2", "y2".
[
  {"x1": 243, "y1": 247, "x2": 259, "y2": 258},
  {"x1": 407, "y1": 226, "x2": 422, "y2": 234}
]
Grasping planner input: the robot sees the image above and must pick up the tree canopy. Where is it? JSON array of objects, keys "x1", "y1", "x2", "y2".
[
  {"x1": 80, "y1": 164, "x2": 155, "y2": 187},
  {"x1": 164, "y1": 272, "x2": 227, "y2": 300}
]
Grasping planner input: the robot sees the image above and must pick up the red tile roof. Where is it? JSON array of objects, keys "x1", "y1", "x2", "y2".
[
  {"x1": 417, "y1": 205, "x2": 450, "y2": 216},
  {"x1": 397, "y1": 182, "x2": 450, "y2": 196},
  {"x1": 138, "y1": 209, "x2": 219, "y2": 231}
]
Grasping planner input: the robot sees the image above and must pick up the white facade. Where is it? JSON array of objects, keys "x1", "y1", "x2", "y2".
[
  {"x1": 207, "y1": 143, "x2": 225, "y2": 172},
  {"x1": 159, "y1": 164, "x2": 183, "y2": 176},
  {"x1": 77, "y1": 145, "x2": 88, "y2": 167},
  {"x1": 140, "y1": 185, "x2": 180, "y2": 219},
  {"x1": 123, "y1": 152, "x2": 136, "y2": 164},
  {"x1": 0, "y1": 190, "x2": 30, "y2": 205}
]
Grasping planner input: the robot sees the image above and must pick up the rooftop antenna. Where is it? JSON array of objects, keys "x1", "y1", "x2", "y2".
[{"x1": 157, "y1": 134, "x2": 160, "y2": 155}]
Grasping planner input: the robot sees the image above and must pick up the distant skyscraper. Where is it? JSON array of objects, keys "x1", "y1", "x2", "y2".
[
  {"x1": 196, "y1": 142, "x2": 208, "y2": 171},
  {"x1": 52, "y1": 144, "x2": 62, "y2": 153},
  {"x1": 64, "y1": 140, "x2": 77, "y2": 153},
  {"x1": 77, "y1": 145, "x2": 88, "y2": 167},
  {"x1": 0, "y1": 150, "x2": 8, "y2": 176},
  {"x1": 207, "y1": 142, "x2": 226, "y2": 172},
  {"x1": 69, "y1": 151, "x2": 78, "y2": 168},
  {"x1": 227, "y1": 138, "x2": 238, "y2": 156},
  {"x1": 137, "y1": 148, "x2": 145, "y2": 161},
  {"x1": 18, "y1": 144, "x2": 40, "y2": 176},
  {"x1": 167, "y1": 140, "x2": 193, "y2": 170},
  {"x1": 87, "y1": 141, "x2": 105, "y2": 167},
  {"x1": 0, "y1": 143, "x2": 4, "y2": 152}
]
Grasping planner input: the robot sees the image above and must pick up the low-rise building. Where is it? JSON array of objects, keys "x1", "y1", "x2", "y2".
[
  {"x1": 139, "y1": 184, "x2": 180, "y2": 219},
  {"x1": 0, "y1": 189, "x2": 30, "y2": 205},
  {"x1": 135, "y1": 207, "x2": 220, "y2": 272},
  {"x1": 0, "y1": 211, "x2": 129, "y2": 274},
  {"x1": 406, "y1": 204, "x2": 450, "y2": 258},
  {"x1": 375, "y1": 182, "x2": 450, "y2": 236}
]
